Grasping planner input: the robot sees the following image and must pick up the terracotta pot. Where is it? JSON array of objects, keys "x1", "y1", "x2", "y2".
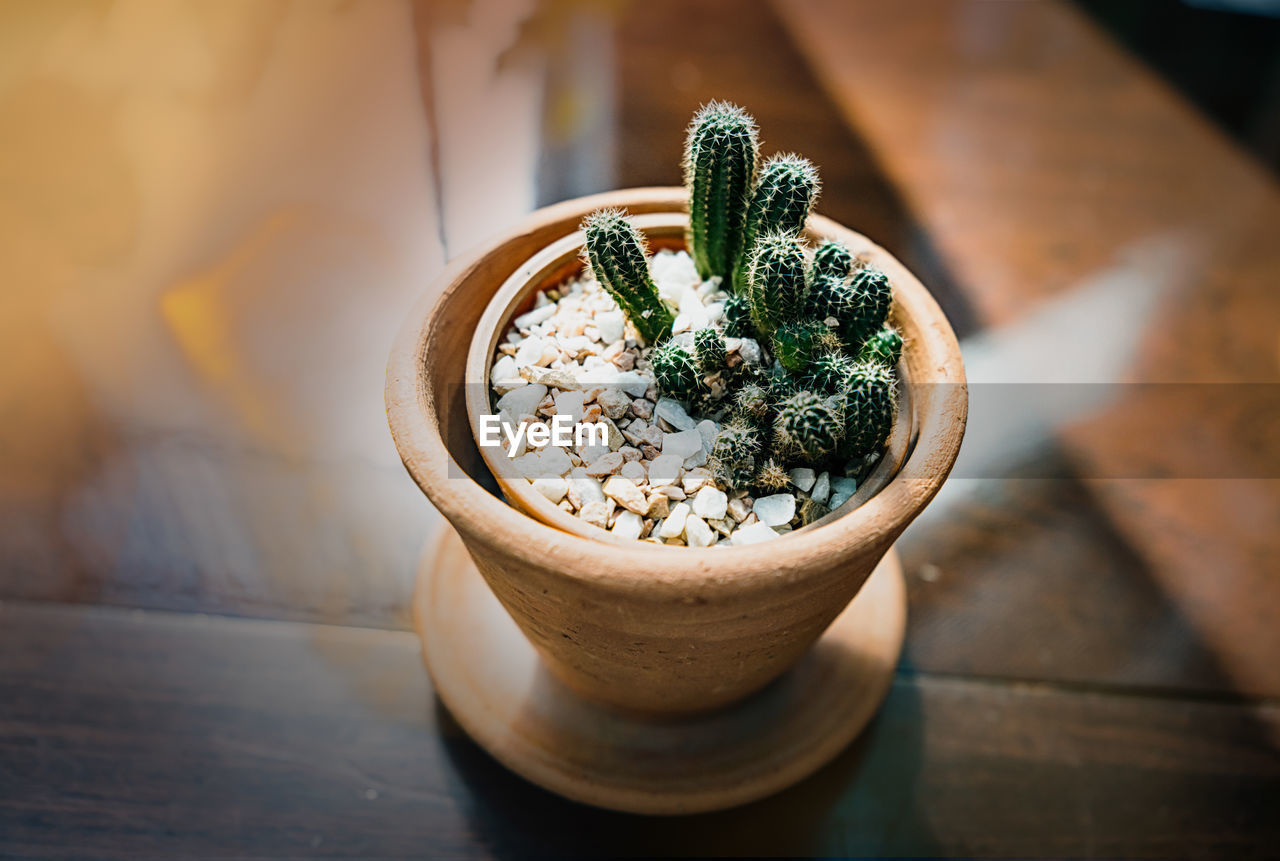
[{"x1": 386, "y1": 188, "x2": 966, "y2": 715}]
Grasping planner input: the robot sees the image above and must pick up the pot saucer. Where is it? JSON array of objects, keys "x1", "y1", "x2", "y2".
[{"x1": 412, "y1": 524, "x2": 906, "y2": 816}]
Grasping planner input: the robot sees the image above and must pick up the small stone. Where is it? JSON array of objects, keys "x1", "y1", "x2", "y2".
[
  {"x1": 514, "y1": 335, "x2": 551, "y2": 368},
  {"x1": 615, "y1": 371, "x2": 650, "y2": 398},
  {"x1": 631, "y1": 398, "x2": 653, "y2": 419},
  {"x1": 620, "y1": 461, "x2": 647, "y2": 483},
  {"x1": 663, "y1": 429, "x2": 703, "y2": 464},
  {"x1": 603, "y1": 418, "x2": 626, "y2": 451},
  {"x1": 811, "y1": 472, "x2": 832, "y2": 505},
  {"x1": 655, "y1": 484, "x2": 686, "y2": 501},
  {"x1": 645, "y1": 493, "x2": 670, "y2": 519},
  {"x1": 659, "y1": 502, "x2": 691, "y2": 538},
  {"x1": 619, "y1": 446, "x2": 642, "y2": 463},
  {"x1": 640, "y1": 424, "x2": 665, "y2": 449},
  {"x1": 566, "y1": 468, "x2": 605, "y2": 508},
  {"x1": 596, "y1": 310, "x2": 626, "y2": 344},
  {"x1": 683, "y1": 513, "x2": 715, "y2": 548},
  {"x1": 610, "y1": 510, "x2": 644, "y2": 541},
  {"x1": 691, "y1": 486, "x2": 728, "y2": 520},
  {"x1": 490, "y1": 354, "x2": 521, "y2": 386},
  {"x1": 788, "y1": 468, "x2": 816, "y2": 492},
  {"x1": 709, "y1": 517, "x2": 735, "y2": 537},
  {"x1": 557, "y1": 499, "x2": 574, "y2": 514},
  {"x1": 554, "y1": 390, "x2": 586, "y2": 424},
  {"x1": 754, "y1": 493, "x2": 797, "y2": 527},
  {"x1": 584, "y1": 452, "x2": 624, "y2": 476},
  {"x1": 531, "y1": 477, "x2": 568, "y2": 504},
  {"x1": 514, "y1": 303, "x2": 556, "y2": 329},
  {"x1": 596, "y1": 388, "x2": 631, "y2": 419},
  {"x1": 647, "y1": 454, "x2": 685, "y2": 487},
  {"x1": 828, "y1": 477, "x2": 858, "y2": 509},
  {"x1": 496, "y1": 383, "x2": 547, "y2": 417},
  {"x1": 621, "y1": 418, "x2": 649, "y2": 447},
  {"x1": 521, "y1": 366, "x2": 584, "y2": 389},
  {"x1": 579, "y1": 500, "x2": 612, "y2": 529},
  {"x1": 602, "y1": 476, "x2": 649, "y2": 514},
  {"x1": 641, "y1": 444, "x2": 661, "y2": 460},
  {"x1": 697, "y1": 419, "x2": 718, "y2": 454},
  {"x1": 681, "y1": 467, "x2": 713, "y2": 494},
  {"x1": 583, "y1": 404, "x2": 603, "y2": 424},
  {"x1": 655, "y1": 398, "x2": 697, "y2": 432},
  {"x1": 736, "y1": 338, "x2": 764, "y2": 366},
  {"x1": 730, "y1": 522, "x2": 780, "y2": 545},
  {"x1": 578, "y1": 438, "x2": 611, "y2": 465},
  {"x1": 612, "y1": 351, "x2": 636, "y2": 371},
  {"x1": 727, "y1": 496, "x2": 751, "y2": 523}
]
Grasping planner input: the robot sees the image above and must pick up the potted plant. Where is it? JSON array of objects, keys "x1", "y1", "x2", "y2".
[{"x1": 385, "y1": 102, "x2": 966, "y2": 795}]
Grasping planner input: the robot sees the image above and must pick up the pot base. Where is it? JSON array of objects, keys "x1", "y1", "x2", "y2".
[{"x1": 412, "y1": 524, "x2": 906, "y2": 816}]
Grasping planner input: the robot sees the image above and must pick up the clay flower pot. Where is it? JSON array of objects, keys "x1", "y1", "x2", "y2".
[{"x1": 386, "y1": 188, "x2": 966, "y2": 715}]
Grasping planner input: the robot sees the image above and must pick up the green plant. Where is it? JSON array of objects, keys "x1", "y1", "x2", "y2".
[
  {"x1": 693, "y1": 327, "x2": 727, "y2": 373},
  {"x1": 745, "y1": 233, "x2": 807, "y2": 336},
  {"x1": 858, "y1": 325, "x2": 903, "y2": 366},
  {"x1": 754, "y1": 458, "x2": 791, "y2": 493},
  {"x1": 721, "y1": 294, "x2": 754, "y2": 338},
  {"x1": 684, "y1": 101, "x2": 759, "y2": 281},
  {"x1": 582, "y1": 209, "x2": 673, "y2": 344},
  {"x1": 774, "y1": 391, "x2": 843, "y2": 462},
  {"x1": 811, "y1": 240, "x2": 855, "y2": 281},
  {"x1": 842, "y1": 266, "x2": 893, "y2": 349},
  {"x1": 650, "y1": 342, "x2": 701, "y2": 403},
  {"x1": 773, "y1": 320, "x2": 825, "y2": 372},
  {"x1": 840, "y1": 360, "x2": 897, "y2": 458},
  {"x1": 731, "y1": 155, "x2": 820, "y2": 294}
]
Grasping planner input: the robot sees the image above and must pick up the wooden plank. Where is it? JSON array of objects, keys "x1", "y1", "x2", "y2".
[
  {"x1": 1, "y1": 600, "x2": 1276, "y2": 858},
  {"x1": 776, "y1": 0, "x2": 1280, "y2": 697}
]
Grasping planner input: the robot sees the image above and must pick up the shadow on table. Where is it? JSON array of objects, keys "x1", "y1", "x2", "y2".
[{"x1": 434, "y1": 680, "x2": 935, "y2": 858}]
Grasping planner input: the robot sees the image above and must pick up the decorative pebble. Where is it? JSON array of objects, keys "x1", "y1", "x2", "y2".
[
  {"x1": 645, "y1": 493, "x2": 670, "y2": 519},
  {"x1": 553, "y1": 390, "x2": 586, "y2": 424},
  {"x1": 663, "y1": 429, "x2": 704, "y2": 464},
  {"x1": 611, "y1": 510, "x2": 644, "y2": 540},
  {"x1": 828, "y1": 477, "x2": 858, "y2": 509},
  {"x1": 696, "y1": 420, "x2": 719, "y2": 455},
  {"x1": 496, "y1": 383, "x2": 546, "y2": 417},
  {"x1": 584, "y1": 452, "x2": 624, "y2": 476},
  {"x1": 514, "y1": 303, "x2": 556, "y2": 329},
  {"x1": 579, "y1": 500, "x2": 612, "y2": 529},
  {"x1": 596, "y1": 310, "x2": 626, "y2": 344},
  {"x1": 566, "y1": 468, "x2": 605, "y2": 509},
  {"x1": 753, "y1": 493, "x2": 797, "y2": 527},
  {"x1": 647, "y1": 454, "x2": 684, "y2": 487},
  {"x1": 788, "y1": 468, "x2": 816, "y2": 492},
  {"x1": 727, "y1": 496, "x2": 752, "y2": 523},
  {"x1": 614, "y1": 371, "x2": 650, "y2": 398},
  {"x1": 631, "y1": 398, "x2": 653, "y2": 419},
  {"x1": 730, "y1": 522, "x2": 780, "y2": 545},
  {"x1": 596, "y1": 388, "x2": 631, "y2": 419},
  {"x1": 602, "y1": 476, "x2": 649, "y2": 514},
  {"x1": 810, "y1": 472, "x2": 831, "y2": 505},
  {"x1": 683, "y1": 513, "x2": 715, "y2": 548},
  {"x1": 659, "y1": 502, "x2": 691, "y2": 538},
  {"x1": 681, "y1": 468, "x2": 713, "y2": 494},
  {"x1": 655, "y1": 397, "x2": 697, "y2": 432},
  {"x1": 620, "y1": 461, "x2": 647, "y2": 482},
  {"x1": 531, "y1": 477, "x2": 568, "y2": 503},
  {"x1": 691, "y1": 486, "x2": 728, "y2": 520}
]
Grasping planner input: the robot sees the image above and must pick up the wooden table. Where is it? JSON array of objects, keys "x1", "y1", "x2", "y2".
[{"x1": 2, "y1": 0, "x2": 1277, "y2": 856}]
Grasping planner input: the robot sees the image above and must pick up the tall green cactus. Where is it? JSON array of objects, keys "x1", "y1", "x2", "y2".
[
  {"x1": 721, "y1": 294, "x2": 754, "y2": 338},
  {"x1": 683, "y1": 101, "x2": 759, "y2": 281},
  {"x1": 582, "y1": 209, "x2": 673, "y2": 344},
  {"x1": 746, "y1": 233, "x2": 807, "y2": 336},
  {"x1": 732, "y1": 155, "x2": 821, "y2": 293},
  {"x1": 843, "y1": 265, "x2": 893, "y2": 348}
]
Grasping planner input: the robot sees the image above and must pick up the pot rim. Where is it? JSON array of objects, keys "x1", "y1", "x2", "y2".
[{"x1": 386, "y1": 187, "x2": 967, "y2": 591}]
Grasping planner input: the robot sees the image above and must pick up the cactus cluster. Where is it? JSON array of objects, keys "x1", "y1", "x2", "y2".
[{"x1": 578, "y1": 101, "x2": 905, "y2": 499}]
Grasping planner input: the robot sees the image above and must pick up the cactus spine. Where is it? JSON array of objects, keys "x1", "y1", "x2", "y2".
[
  {"x1": 811, "y1": 240, "x2": 855, "y2": 281},
  {"x1": 650, "y1": 342, "x2": 701, "y2": 405},
  {"x1": 582, "y1": 209, "x2": 673, "y2": 344},
  {"x1": 732, "y1": 155, "x2": 821, "y2": 293},
  {"x1": 721, "y1": 294, "x2": 754, "y2": 338},
  {"x1": 843, "y1": 265, "x2": 893, "y2": 348},
  {"x1": 683, "y1": 101, "x2": 759, "y2": 281},
  {"x1": 746, "y1": 233, "x2": 807, "y2": 336},
  {"x1": 840, "y1": 360, "x2": 897, "y2": 457},
  {"x1": 774, "y1": 391, "x2": 843, "y2": 461}
]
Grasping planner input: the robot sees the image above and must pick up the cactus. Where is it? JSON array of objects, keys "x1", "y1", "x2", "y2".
[
  {"x1": 746, "y1": 233, "x2": 807, "y2": 335},
  {"x1": 754, "y1": 458, "x2": 792, "y2": 493},
  {"x1": 731, "y1": 382, "x2": 772, "y2": 425},
  {"x1": 711, "y1": 422, "x2": 761, "y2": 464},
  {"x1": 732, "y1": 155, "x2": 821, "y2": 293},
  {"x1": 857, "y1": 325, "x2": 903, "y2": 366},
  {"x1": 774, "y1": 391, "x2": 843, "y2": 462},
  {"x1": 721, "y1": 294, "x2": 754, "y2": 339},
  {"x1": 684, "y1": 101, "x2": 759, "y2": 281},
  {"x1": 807, "y1": 352, "x2": 858, "y2": 395},
  {"x1": 582, "y1": 209, "x2": 673, "y2": 344},
  {"x1": 693, "y1": 327, "x2": 727, "y2": 373},
  {"x1": 811, "y1": 240, "x2": 854, "y2": 281},
  {"x1": 772, "y1": 320, "x2": 825, "y2": 373},
  {"x1": 802, "y1": 273, "x2": 857, "y2": 325},
  {"x1": 651, "y1": 342, "x2": 701, "y2": 404},
  {"x1": 841, "y1": 360, "x2": 896, "y2": 457},
  {"x1": 842, "y1": 265, "x2": 893, "y2": 348}
]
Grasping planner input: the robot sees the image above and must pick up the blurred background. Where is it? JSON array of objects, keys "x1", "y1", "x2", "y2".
[{"x1": 1, "y1": 0, "x2": 1278, "y2": 857}]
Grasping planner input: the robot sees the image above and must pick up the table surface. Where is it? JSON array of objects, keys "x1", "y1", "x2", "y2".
[{"x1": 2, "y1": 0, "x2": 1277, "y2": 857}]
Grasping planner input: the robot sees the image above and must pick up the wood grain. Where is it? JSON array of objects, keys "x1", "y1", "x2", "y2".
[{"x1": 1, "y1": 599, "x2": 1275, "y2": 859}]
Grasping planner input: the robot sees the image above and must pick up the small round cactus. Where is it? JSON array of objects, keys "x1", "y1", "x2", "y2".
[
  {"x1": 841, "y1": 360, "x2": 897, "y2": 457},
  {"x1": 774, "y1": 391, "x2": 843, "y2": 462},
  {"x1": 857, "y1": 325, "x2": 903, "y2": 366},
  {"x1": 582, "y1": 209, "x2": 673, "y2": 344},
  {"x1": 810, "y1": 240, "x2": 855, "y2": 281},
  {"x1": 732, "y1": 382, "x2": 772, "y2": 425},
  {"x1": 684, "y1": 101, "x2": 759, "y2": 281},
  {"x1": 772, "y1": 320, "x2": 825, "y2": 372},
  {"x1": 651, "y1": 341, "x2": 701, "y2": 404},
  {"x1": 802, "y1": 272, "x2": 857, "y2": 325},
  {"x1": 807, "y1": 352, "x2": 858, "y2": 394},
  {"x1": 843, "y1": 265, "x2": 892, "y2": 348},
  {"x1": 711, "y1": 422, "x2": 761, "y2": 464},
  {"x1": 693, "y1": 327, "x2": 727, "y2": 373},
  {"x1": 746, "y1": 233, "x2": 807, "y2": 336},
  {"x1": 754, "y1": 458, "x2": 792, "y2": 493},
  {"x1": 732, "y1": 154, "x2": 821, "y2": 293}
]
